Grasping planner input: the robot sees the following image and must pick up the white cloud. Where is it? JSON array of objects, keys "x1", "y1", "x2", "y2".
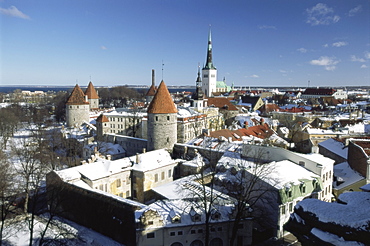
[
  {"x1": 258, "y1": 25, "x2": 277, "y2": 30},
  {"x1": 306, "y1": 3, "x2": 340, "y2": 26},
  {"x1": 323, "y1": 44, "x2": 329, "y2": 48},
  {"x1": 0, "y1": 6, "x2": 30, "y2": 19},
  {"x1": 350, "y1": 55, "x2": 365, "y2": 62},
  {"x1": 360, "y1": 64, "x2": 368, "y2": 69},
  {"x1": 250, "y1": 75, "x2": 259, "y2": 78},
  {"x1": 310, "y1": 56, "x2": 340, "y2": 71},
  {"x1": 332, "y1": 41, "x2": 348, "y2": 47},
  {"x1": 365, "y1": 51, "x2": 370, "y2": 60},
  {"x1": 101, "y1": 46, "x2": 107, "y2": 50},
  {"x1": 349, "y1": 5, "x2": 362, "y2": 17},
  {"x1": 297, "y1": 48, "x2": 307, "y2": 53}
]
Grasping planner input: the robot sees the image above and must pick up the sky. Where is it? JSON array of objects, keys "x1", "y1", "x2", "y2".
[{"x1": 0, "y1": 0, "x2": 369, "y2": 88}]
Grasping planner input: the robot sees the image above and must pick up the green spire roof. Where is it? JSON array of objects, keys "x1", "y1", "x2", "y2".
[{"x1": 203, "y1": 28, "x2": 216, "y2": 70}]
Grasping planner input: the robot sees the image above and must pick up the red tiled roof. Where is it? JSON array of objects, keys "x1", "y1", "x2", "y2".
[
  {"x1": 66, "y1": 84, "x2": 89, "y2": 105},
  {"x1": 207, "y1": 97, "x2": 238, "y2": 111},
  {"x1": 208, "y1": 123, "x2": 274, "y2": 141},
  {"x1": 96, "y1": 114, "x2": 109, "y2": 123},
  {"x1": 145, "y1": 84, "x2": 157, "y2": 96},
  {"x1": 147, "y1": 81, "x2": 177, "y2": 114},
  {"x1": 85, "y1": 81, "x2": 99, "y2": 99}
]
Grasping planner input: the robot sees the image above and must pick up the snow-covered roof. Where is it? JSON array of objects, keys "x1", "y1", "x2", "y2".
[
  {"x1": 216, "y1": 153, "x2": 319, "y2": 190},
  {"x1": 131, "y1": 149, "x2": 179, "y2": 172},
  {"x1": 56, "y1": 158, "x2": 133, "y2": 182},
  {"x1": 333, "y1": 162, "x2": 365, "y2": 190},
  {"x1": 318, "y1": 138, "x2": 348, "y2": 159},
  {"x1": 306, "y1": 128, "x2": 348, "y2": 135},
  {"x1": 135, "y1": 199, "x2": 235, "y2": 227},
  {"x1": 297, "y1": 191, "x2": 370, "y2": 229}
]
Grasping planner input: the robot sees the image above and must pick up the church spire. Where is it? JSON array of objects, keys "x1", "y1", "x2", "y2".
[{"x1": 204, "y1": 27, "x2": 216, "y2": 70}]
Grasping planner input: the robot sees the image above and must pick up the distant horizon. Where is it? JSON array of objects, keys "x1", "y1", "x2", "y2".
[{"x1": 1, "y1": 1, "x2": 369, "y2": 87}]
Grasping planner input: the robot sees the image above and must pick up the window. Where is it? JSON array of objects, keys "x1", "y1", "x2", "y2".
[
  {"x1": 126, "y1": 176, "x2": 130, "y2": 184},
  {"x1": 288, "y1": 190, "x2": 292, "y2": 197},
  {"x1": 161, "y1": 171, "x2": 165, "y2": 180},
  {"x1": 211, "y1": 228, "x2": 216, "y2": 232},
  {"x1": 167, "y1": 116, "x2": 170, "y2": 121},
  {"x1": 217, "y1": 227, "x2": 222, "y2": 232},
  {"x1": 178, "y1": 231, "x2": 183, "y2": 235},
  {"x1": 281, "y1": 205, "x2": 286, "y2": 215},
  {"x1": 155, "y1": 174, "x2": 158, "y2": 182},
  {"x1": 170, "y1": 232, "x2": 175, "y2": 236},
  {"x1": 289, "y1": 202, "x2": 293, "y2": 212},
  {"x1": 126, "y1": 191, "x2": 129, "y2": 197},
  {"x1": 198, "y1": 229, "x2": 203, "y2": 233},
  {"x1": 148, "y1": 221, "x2": 153, "y2": 225},
  {"x1": 191, "y1": 230, "x2": 196, "y2": 234},
  {"x1": 116, "y1": 179, "x2": 121, "y2": 187},
  {"x1": 155, "y1": 116, "x2": 158, "y2": 121},
  {"x1": 147, "y1": 232, "x2": 155, "y2": 238},
  {"x1": 168, "y1": 169, "x2": 172, "y2": 178}
]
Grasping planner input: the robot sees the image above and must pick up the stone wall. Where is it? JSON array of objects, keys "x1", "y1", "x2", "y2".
[
  {"x1": 106, "y1": 133, "x2": 147, "y2": 157},
  {"x1": 66, "y1": 104, "x2": 90, "y2": 127},
  {"x1": 46, "y1": 171, "x2": 142, "y2": 246}
]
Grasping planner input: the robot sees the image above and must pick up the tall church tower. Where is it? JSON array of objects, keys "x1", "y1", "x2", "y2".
[
  {"x1": 202, "y1": 28, "x2": 217, "y2": 97},
  {"x1": 66, "y1": 84, "x2": 90, "y2": 127},
  {"x1": 147, "y1": 80, "x2": 177, "y2": 151},
  {"x1": 192, "y1": 65, "x2": 207, "y2": 110}
]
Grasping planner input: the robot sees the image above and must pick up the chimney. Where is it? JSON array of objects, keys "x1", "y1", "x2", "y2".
[
  {"x1": 136, "y1": 153, "x2": 140, "y2": 164},
  {"x1": 142, "y1": 148, "x2": 146, "y2": 153},
  {"x1": 152, "y1": 69, "x2": 155, "y2": 87}
]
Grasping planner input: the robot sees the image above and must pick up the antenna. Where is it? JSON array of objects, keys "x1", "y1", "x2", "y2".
[
  {"x1": 308, "y1": 80, "x2": 310, "y2": 88},
  {"x1": 90, "y1": 75, "x2": 92, "y2": 81},
  {"x1": 161, "y1": 60, "x2": 164, "y2": 81}
]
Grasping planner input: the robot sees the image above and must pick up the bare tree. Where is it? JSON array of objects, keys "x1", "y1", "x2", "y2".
[
  {"x1": 0, "y1": 107, "x2": 19, "y2": 148},
  {"x1": 0, "y1": 150, "x2": 20, "y2": 246},
  {"x1": 214, "y1": 147, "x2": 278, "y2": 246}
]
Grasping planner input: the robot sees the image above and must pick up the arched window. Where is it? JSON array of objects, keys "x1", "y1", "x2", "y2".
[
  {"x1": 171, "y1": 243, "x2": 183, "y2": 246},
  {"x1": 190, "y1": 240, "x2": 203, "y2": 246},
  {"x1": 210, "y1": 238, "x2": 223, "y2": 246}
]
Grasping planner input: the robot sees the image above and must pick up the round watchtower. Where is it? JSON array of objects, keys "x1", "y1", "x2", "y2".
[
  {"x1": 147, "y1": 80, "x2": 177, "y2": 151},
  {"x1": 66, "y1": 84, "x2": 90, "y2": 127}
]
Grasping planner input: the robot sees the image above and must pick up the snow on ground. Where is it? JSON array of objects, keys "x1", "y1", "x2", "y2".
[{"x1": 2, "y1": 215, "x2": 124, "y2": 246}]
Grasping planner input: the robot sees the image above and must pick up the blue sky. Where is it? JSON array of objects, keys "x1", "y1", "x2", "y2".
[{"x1": 1, "y1": 0, "x2": 369, "y2": 87}]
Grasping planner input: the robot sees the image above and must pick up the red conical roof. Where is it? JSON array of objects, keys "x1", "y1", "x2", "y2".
[
  {"x1": 66, "y1": 84, "x2": 89, "y2": 105},
  {"x1": 85, "y1": 81, "x2": 99, "y2": 99},
  {"x1": 147, "y1": 81, "x2": 177, "y2": 114},
  {"x1": 96, "y1": 114, "x2": 109, "y2": 123},
  {"x1": 145, "y1": 84, "x2": 157, "y2": 96}
]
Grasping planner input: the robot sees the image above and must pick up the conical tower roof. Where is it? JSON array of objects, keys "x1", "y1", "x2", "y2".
[
  {"x1": 96, "y1": 114, "x2": 109, "y2": 123},
  {"x1": 145, "y1": 84, "x2": 157, "y2": 97},
  {"x1": 66, "y1": 84, "x2": 89, "y2": 105},
  {"x1": 147, "y1": 80, "x2": 177, "y2": 114},
  {"x1": 85, "y1": 81, "x2": 99, "y2": 99}
]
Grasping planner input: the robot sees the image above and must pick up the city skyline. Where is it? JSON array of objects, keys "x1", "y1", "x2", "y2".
[{"x1": 1, "y1": 0, "x2": 369, "y2": 87}]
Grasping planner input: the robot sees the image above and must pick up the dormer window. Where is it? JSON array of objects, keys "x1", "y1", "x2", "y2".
[
  {"x1": 211, "y1": 211, "x2": 221, "y2": 220},
  {"x1": 172, "y1": 215, "x2": 181, "y2": 224}
]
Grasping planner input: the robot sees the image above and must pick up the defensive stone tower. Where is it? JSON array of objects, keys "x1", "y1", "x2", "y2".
[
  {"x1": 147, "y1": 80, "x2": 177, "y2": 151},
  {"x1": 66, "y1": 84, "x2": 90, "y2": 127},
  {"x1": 84, "y1": 81, "x2": 100, "y2": 110},
  {"x1": 202, "y1": 28, "x2": 217, "y2": 97},
  {"x1": 96, "y1": 113, "x2": 110, "y2": 138}
]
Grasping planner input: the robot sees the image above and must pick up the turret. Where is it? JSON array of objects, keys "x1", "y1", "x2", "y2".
[
  {"x1": 147, "y1": 80, "x2": 177, "y2": 151},
  {"x1": 66, "y1": 84, "x2": 90, "y2": 127}
]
